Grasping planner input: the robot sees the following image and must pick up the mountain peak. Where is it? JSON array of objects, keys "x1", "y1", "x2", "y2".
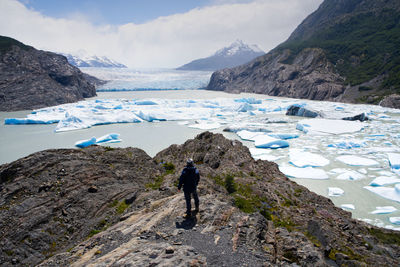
[
  {"x1": 177, "y1": 40, "x2": 264, "y2": 71},
  {"x1": 60, "y1": 51, "x2": 127, "y2": 68},
  {"x1": 215, "y1": 40, "x2": 264, "y2": 57}
]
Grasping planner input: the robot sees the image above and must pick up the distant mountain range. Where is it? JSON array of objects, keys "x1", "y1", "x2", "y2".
[
  {"x1": 177, "y1": 40, "x2": 264, "y2": 71},
  {"x1": 207, "y1": 0, "x2": 400, "y2": 109},
  {"x1": 61, "y1": 52, "x2": 127, "y2": 68}
]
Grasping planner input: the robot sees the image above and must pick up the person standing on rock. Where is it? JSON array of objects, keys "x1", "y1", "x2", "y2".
[{"x1": 178, "y1": 158, "x2": 200, "y2": 218}]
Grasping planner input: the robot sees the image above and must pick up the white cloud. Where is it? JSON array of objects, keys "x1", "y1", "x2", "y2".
[{"x1": 0, "y1": 0, "x2": 323, "y2": 68}]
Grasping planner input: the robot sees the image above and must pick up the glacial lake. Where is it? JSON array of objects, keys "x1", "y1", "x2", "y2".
[{"x1": 1, "y1": 68, "x2": 400, "y2": 231}]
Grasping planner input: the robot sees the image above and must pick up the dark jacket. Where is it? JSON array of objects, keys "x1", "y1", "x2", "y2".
[{"x1": 178, "y1": 166, "x2": 200, "y2": 192}]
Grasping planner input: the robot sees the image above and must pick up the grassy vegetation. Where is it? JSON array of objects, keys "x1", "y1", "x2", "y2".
[
  {"x1": 116, "y1": 200, "x2": 129, "y2": 214},
  {"x1": 162, "y1": 162, "x2": 175, "y2": 174},
  {"x1": 145, "y1": 175, "x2": 164, "y2": 190},
  {"x1": 0, "y1": 35, "x2": 32, "y2": 54},
  {"x1": 368, "y1": 227, "x2": 400, "y2": 246},
  {"x1": 277, "y1": 9, "x2": 400, "y2": 92}
]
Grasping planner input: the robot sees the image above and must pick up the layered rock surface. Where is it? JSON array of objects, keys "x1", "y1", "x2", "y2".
[
  {"x1": 0, "y1": 36, "x2": 102, "y2": 111},
  {"x1": 1, "y1": 132, "x2": 399, "y2": 266}
]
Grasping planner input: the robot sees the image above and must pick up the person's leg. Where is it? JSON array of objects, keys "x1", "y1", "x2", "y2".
[
  {"x1": 184, "y1": 190, "x2": 192, "y2": 215},
  {"x1": 192, "y1": 190, "x2": 199, "y2": 211}
]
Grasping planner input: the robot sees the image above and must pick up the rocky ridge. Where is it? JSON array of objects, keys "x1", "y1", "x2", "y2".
[
  {"x1": 0, "y1": 36, "x2": 103, "y2": 111},
  {"x1": 1, "y1": 132, "x2": 399, "y2": 266},
  {"x1": 207, "y1": 0, "x2": 400, "y2": 109}
]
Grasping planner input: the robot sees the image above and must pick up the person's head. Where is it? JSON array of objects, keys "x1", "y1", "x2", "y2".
[{"x1": 186, "y1": 158, "x2": 194, "y2": 167}]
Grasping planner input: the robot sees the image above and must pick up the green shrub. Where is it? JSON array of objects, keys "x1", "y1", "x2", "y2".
[{"x1": 224, "y1": 174, "x2": 237, "y2": 194}]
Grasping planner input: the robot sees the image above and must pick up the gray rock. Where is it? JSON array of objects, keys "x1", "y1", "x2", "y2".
[
  {"x1": 342, "y1": 113, "x2": 368, "y2": 122},
  {"x1": 0, "y1": 36, "x2": 103, "y2": 111}
]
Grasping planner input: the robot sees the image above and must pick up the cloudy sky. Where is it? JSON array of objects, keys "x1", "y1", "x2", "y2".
[{"x1": 0, "y1": 0, "x2": 323, "y2": 68}]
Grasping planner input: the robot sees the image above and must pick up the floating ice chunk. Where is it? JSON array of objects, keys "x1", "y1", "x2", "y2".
[
  {"x1": 134, "y1": 100, "x2": 158, "y2": 105},
  {"x1": 236, "y1": 103, "x2": 255, "y2": 112},
  {"x1": 268, "y1": 133, "x2": 299, "y2": 140},
  {"x1": 236, "y1": 130, "x2": 263, "y2": 141},
  {"x1": 177, "y1": 121, "x2": 189, "y2": 125},
  {"x1": 289, "y1": 149, "x2": 330, "y2": 168},
  {"x1": 188, "y1": 122, "x2": 221, "y2": 130},
  {"x1": 388, "y1": 153, "x2": 400, "y2": 170},
  {"x1": 371, "y1": 206, "x2": 397, "y2": 214},
  {"x1": 254, "y1": 135, "x2": 289, "y2": 149},
  {"x1": 296, "y1": 119, "x2": 365, "y2": 135},
  {"x1": 389, "y1": 217, "x2": 400, "y2": 225},
  {"x1": 336, "y1": 155, "x2": 379, "y2": 166},
  {"x1": 5, "y1": 118, "x2": 59, "y2": 124},
  {"x1": 369, "y1": 176, "x2": 400, "y2": 186},
  {"x1": 327, "y1": 140, "x2": 366, "y2": 149},
  {"x1": 55, "y1": 113, "x2": 91, "y2": 132},
  {"x1": 136, "y1": 111, "x2": 165, "y2": 122},
  {"x1": 249, "y1": 148, "x2": 271, "y2": 157},
  {"x1": 341, "y1": 204, "x2": 355, "y2": 210},
  {"x1": 279, "y1": 166, "x2": 329, "y2": 179},
  {"x1": 96, "y1": 133, "x2": 121, "y2": 144},
  {"x1": 336, "y1": 171, "x2": 366, "y2": 181},
  {"x1": 234, "y1": 98, "x2": 261, "y2": 104},
  {"x1": 75, "y1": 137, "x2": 96, "y2": 148},
  {"x1": 223, "y1": 124, "x2": 271, "y2": 133},
  {"x1": 364, "y1": 184, "x2": 400, "y2": 203},
  {"x1": 328, "y1": 187, "x2": 344, "y2": 197}
]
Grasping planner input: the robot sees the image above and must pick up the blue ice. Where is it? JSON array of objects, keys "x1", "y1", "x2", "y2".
[
  {"x1": 234, "y1": 98, "x2": 261, "y2": 104},
  {"x1": 75, "y1": 137, "x2": 96, "y2": 148}
]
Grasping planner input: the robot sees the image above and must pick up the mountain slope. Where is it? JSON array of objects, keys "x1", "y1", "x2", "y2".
[
  {"x1": 0, "y1": 36, "x2": 102, "y2": 111},
  {"x1": 207, "y1": 0, "x2": 400, "y2": 108},
  {"x1": 1, "y1": 132, "x2": 399, "y2": 266},
  {"x1": 177, "y1": 40, "x2": 264, "y2": 71},
  {"x1": 62, "y1": 53, "x2": 127, "y2": 68}
]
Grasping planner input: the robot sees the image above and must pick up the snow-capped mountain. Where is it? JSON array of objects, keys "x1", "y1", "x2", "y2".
[
  {"x1": 61, "y1": 52, "x2": 127, "y2": 68},
  {"x1": 177, "y1": 40, "x2": 264, "y2": 71}
]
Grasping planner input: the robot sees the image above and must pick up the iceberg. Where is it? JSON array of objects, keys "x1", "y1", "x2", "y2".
[
  {"x1": 134, "y1": 100, "x2": 158, "y2": 105},
  {"x1": 364, "y1": 184, "x2": 400, "y2": 203},
  {"x1": 389, "y1": 217, "x2": 400, "y2": 225},
  {"x1": 336, "y1": 171, "x2": 366, "y2": 181},
  {"x1": 388, "y1": 153, "x2": 400, "y2": 170},
  {"x1": 279, "y1": 165, "x2": 329, "y2": 179},
  {"x1": 254, "y1": 135, "x2": 289, "y2": 149},
  {"x1": 341, "y1": 204, "x2": 355, "y2": 210},
  {"x1": 96, "y1": 133, "x2": 121, "y2": 144},
  {"x1": 75, "y1": 133, "x2": 122, "y2": 148},
  {"x1": 336, "y1": 155, "x2": 379, "y2": 166},
  {"x1": 234, "y1": 98, "x2": 261, "y2": 104},
  {"x1": 369, "y1": 176, "x2": 400, "y2": 186},
  {"x1": 296, "y1": 119, "x2": 365, "y2": 135},
  {"x1": 236, "y1": 130, "x2": 263, "y2": 141},
  {"x1": 5, "y1": 118, "x2": 59, "y2": 124},
  {"x1": 55, "y1": 113, "x2": 92, "y2": 132},
  {"x1": 75, "y1": 137, "x2": 96, "y2": 148},
  {"x1": 188, "y1": 122, "x2": 221, "y2": 130},
  {"x1": 268, "y1": 133, "x2": 299, "y2": 140},
  {"x1": 327, "y1": 140, "x2": 366, "y2": 149},
  {"x1": 371, "y1": 206, "x2": 397, "y2": 214},
  {"x1": 289, "y1": 149, "x2": 330, "y2": 168},
  {"x1": 328, "y1": 187, "x2": 344, "y2": 197}
]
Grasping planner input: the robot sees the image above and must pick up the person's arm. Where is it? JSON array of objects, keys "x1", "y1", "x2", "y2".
[
  {"x1": 195, "y1": 169, "x2": 200, "y2": 186},
  {"x1": 178, "y1": 169, "x2": 185, "y2": 190}
]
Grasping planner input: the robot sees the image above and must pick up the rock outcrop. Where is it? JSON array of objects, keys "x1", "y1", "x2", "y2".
[
  {"x1": 207, "y1": 0, "x2": 400, "y2": 108},
  {"x1": 1, "y1": 132, "x2": 399, "y2": 266},
  {"x1": 0, "y1": 36, "x2": 103, "y2": 111}
]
